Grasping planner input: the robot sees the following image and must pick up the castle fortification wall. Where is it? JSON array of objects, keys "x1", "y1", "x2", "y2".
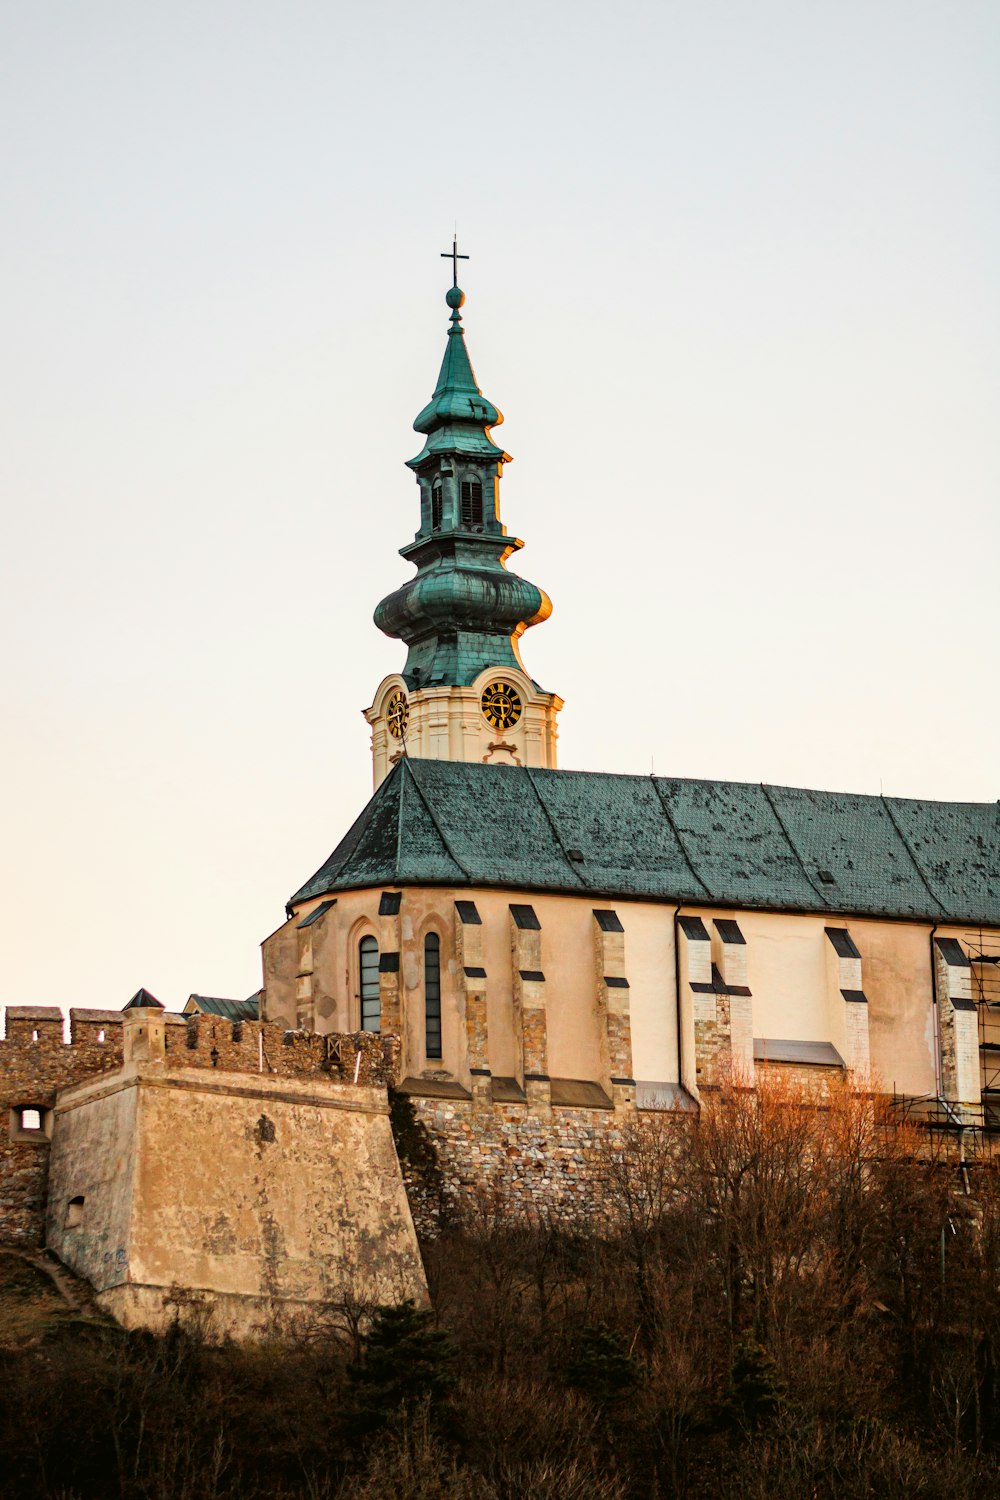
[
  {"x1": 47, "y1": 1062, "x2": 425, "y2": 1339},
  {"x1": 0, "y1": 1007, "x2": 399, "y2": 1249}
]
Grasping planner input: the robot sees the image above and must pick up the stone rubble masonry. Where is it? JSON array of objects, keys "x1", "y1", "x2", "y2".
[
  {"x1": 378, "y1": 893, "x2": 404, "y2": 1056},
  {"x1": 509, "y1": 905, "x2": 549, "y2": 1115},
  {"x1": 401, "y1": 1093, "x2": 636, "y2": 1235},
  {"x1": 679, "y1": 916, "x2": 755, "y2": 1090},
  {"x1": 592, "y1": 909, "x2": 636, "y2": 1112},
  {"x1": 0, "y1": 1007, "x2": 400, "y2": 1249},
  {"x1": 454, "y1": 901, "x2": 491, "y2": 1107},
  {"x1": 935, "y1": 939, "x2": 980, "y2": 1109},
  {"x1": 1, "y1": 1008, "x2": 124, "y2": 1247}
]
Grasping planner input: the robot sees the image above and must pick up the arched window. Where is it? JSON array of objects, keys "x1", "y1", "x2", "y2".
[
  {"x1": 460, "y1": 479, "x2": 483, "y2": 528},
  {"x1": 431, "y1": 482, "x2": 443, "y2": 530},
  {"x1": 359, "y1": 935, "x2": 380, "y2": 1032},
  {"x1": 424, "y1": 933, "x2": 442, "y2": 1059}
]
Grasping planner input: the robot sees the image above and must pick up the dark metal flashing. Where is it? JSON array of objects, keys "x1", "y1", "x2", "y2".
[
  {"x1": 519, "y1": 970, "x2": 545, "y2": 982},
  {"x1": 297, "y1": 899, "x2": 336, "y2": 929},
  {"x1": 691, "y1": 964, "x2": 751, "y2": 997},
  {"x1": 463, "y1": 965, "x2": 487, "y2": 979},
  {"x1": 455, "y1": 899, "x2": 481, "y2": 925},
  {"x1": 754, "y1": 1038, "x2": 845, "y2": 1068},
  {"x1": 936, "y1": 937, "x2": 971, "y2": 968},
  {"x1": 604, "y1": 976, "x2": 630, "y2": 988},
  {"x1": 841, "y1": 989, "x2": 868, "y2": 1004},
  {"x1": 510, "y1": 903, "x2": 541, "y2": 930},
  {"x1": 825, "y1": 926, "x2": 861, "y2": 958},
  {"x1": 492, "y1": 1076, "x2": 526, "y2": 1102},
  {"x1": 395, "y1": 1075, "x2": 470, "y2": 1101},
  {"x1": 593, "y1": 908, "x2": 624, "y2": 932},
  {"x1": 714, "y1": 918, "x2": 746, "y2": 945},
  {"x1": 678, "y1": 915, "x2": 710, "y2": 942},
  {"x1": 378, "y1": 891, "x2": 402, "y2": 916},
  {"x1": 550, "y1": 1077, "x2": 613, "y2": 1109},
  {"x1": 378, "y1": 952, "x2": 400, "y2": 973}
]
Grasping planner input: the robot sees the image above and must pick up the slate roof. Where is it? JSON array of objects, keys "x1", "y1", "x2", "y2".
[
  {"x1": 290, "y1": 760, "x2": 1000, "y2": 927},
  {"x1": 184, "y1": 994, "x2": 261, "y2": 1021}
]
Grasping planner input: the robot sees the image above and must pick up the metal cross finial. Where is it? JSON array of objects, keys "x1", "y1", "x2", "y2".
[{"x1": 440, "y1": 235, "x2": 469, "y2": 287}]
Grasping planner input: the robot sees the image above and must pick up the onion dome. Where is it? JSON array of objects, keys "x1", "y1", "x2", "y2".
[{"x1": 374, "y1": 283, "x2": 552, "y2": 690}]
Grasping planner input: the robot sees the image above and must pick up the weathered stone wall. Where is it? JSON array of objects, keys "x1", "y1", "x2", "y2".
[
  {"x1": 0, "y1": 1009, "x2": 124, "y2": 1247},
  {"x1": 395, "y1": 1094, "x2": 639, "y2": 1235},
  {"x1": 0, "y1": 1008, "x2": 399, "y2": 1249},
  {"x1": 47, "y1": 1063, "x2": 426, "y2": 1338}
]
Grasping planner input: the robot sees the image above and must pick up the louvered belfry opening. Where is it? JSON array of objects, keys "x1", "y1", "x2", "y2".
[
  {"x1": 431, "y1": 482, "x2": 442, "y2": 530},
  {"x1": 460, "y1": 479, "x2": 483, "y2": 527}
]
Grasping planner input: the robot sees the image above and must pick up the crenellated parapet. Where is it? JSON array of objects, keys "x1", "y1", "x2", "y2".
[{"x1": 0, "y1": 1006, "x2": 401, "y2": 1250}]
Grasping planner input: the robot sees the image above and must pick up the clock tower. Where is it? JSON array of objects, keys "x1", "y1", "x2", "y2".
[{"x1": 364, "y1": 267, "x2": 561, "y2": 787}]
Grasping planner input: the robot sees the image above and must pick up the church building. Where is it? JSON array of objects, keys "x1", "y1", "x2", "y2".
[
  {"x1": 4, "y1": 262, "x2": 999, "y2": 1336},
  {"x1": 261, "y1": 268, "x2": 1000, "y2": 1142}
]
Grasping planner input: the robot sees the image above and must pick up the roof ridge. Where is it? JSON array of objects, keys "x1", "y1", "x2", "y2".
[
  {"x1": 649, "y1": 777, "x2": 713, "y2": 898},
  {"x1": 402, "y1": 760, "x2": 473, "y2": 881},
  {"x1": 523, "y1": 767, "x2": 590, "y2": 889},
  {"x1": 881, "y1": 795, "x2": 948, "y2": 917},
  {"x1": 395, "y1": 756, "x2": 407, "y2": 880},
  {"x1": 759, "y1": 783, "x2": 833, "y2": 907}
]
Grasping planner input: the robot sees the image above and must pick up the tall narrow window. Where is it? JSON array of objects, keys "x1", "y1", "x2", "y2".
[
  {"x1": 460, "y1": 480, "x2": 483, "y2": 527},
  {"x1": 359, "y1": 935, "x2": 380, "y2": 1032},
  {"x1": 424, "y1": 933, "x2": 442, "y2": 1059},
  {"x1": 431, "y1": 482, "x2": 443, "y2": 530}
]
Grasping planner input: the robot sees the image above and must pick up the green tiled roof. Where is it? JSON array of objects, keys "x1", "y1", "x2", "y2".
[
  {"x1": 184, "y1": 994, "x2": 261, "y2": 1021},
  {"x1": 290, "y1": 760, "x2": 1000, "y2": 927}
]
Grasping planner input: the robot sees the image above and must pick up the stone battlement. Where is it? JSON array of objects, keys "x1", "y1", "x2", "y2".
[{"x1": 0, "y1": 1006, "x2": 400, "y2": 1248}]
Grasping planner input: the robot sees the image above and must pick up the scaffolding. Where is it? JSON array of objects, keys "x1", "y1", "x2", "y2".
[
  {"x1": 970, "y1": 926, "x2": 1000, "y2": 1126},
  {"x1": 886, "y1": 929, "x2": 1000, "y2": 1157}
]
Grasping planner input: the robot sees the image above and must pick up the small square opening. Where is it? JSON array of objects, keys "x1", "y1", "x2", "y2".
[
  {"x1": 65, "y1": 1196, "x2": 85, "y2": 1229},
  {"x1": 10, "y1": 1105, "x2": 51, "y2": 1142}
]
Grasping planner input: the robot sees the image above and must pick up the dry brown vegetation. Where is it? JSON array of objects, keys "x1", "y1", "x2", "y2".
[{"x1": 3, "y1": 1074, "x2": 1000, "y2": 1498}]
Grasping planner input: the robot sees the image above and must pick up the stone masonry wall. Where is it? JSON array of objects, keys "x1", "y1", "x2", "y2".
[
  {"x1": 396, "y1": 1095, "x2": 643, "y2": 1236},
  {"x1": 0, "y1": 1007, "x2": 400, "y2": 1248},
  {"x1": 0, "y1": 1008, "x2": 124, "y2": 1247}
]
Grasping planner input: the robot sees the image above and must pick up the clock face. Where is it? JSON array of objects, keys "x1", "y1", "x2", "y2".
[
  {"x1": 386, "y1": 690, "x2": 409, "y2": 740},
  {"x1": 481, "y1": 680, "x2": 522, "y2": 731}
]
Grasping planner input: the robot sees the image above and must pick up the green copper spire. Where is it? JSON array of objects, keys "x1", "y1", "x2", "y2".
[
  {"x1": 374, "y1": 280, "x2": 551, "y2": 691},
  {"x1": 406, "y1": 287, "x2": 507, "y2": 470}
]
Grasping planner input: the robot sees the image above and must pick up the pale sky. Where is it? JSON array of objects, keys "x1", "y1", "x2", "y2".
[{"x1": 1, "y1": 1, "x2": 997, "y2": 1014}]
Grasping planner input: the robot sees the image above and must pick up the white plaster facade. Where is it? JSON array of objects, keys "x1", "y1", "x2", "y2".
[
  {"x1": 364, "y1": 664, "x2": 562, "y2": 788},
  {"x1": 264, "y1": 882, "x2": 995, "y2": 1112}
]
